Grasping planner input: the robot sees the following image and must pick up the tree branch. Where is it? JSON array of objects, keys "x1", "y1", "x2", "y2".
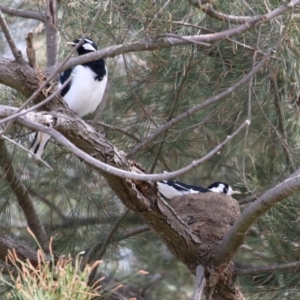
[
  {"x1": 82, "y1": 209, "x2": 130, "y2": 273},
  {"x1": 0, "y1": 5, "x2": 44, "y2": 21},
  {"x1": 46, "y1": 1, "x2": 297, "y2": 75},
  {"x1": 117, "y1": 225, "x2": 151, "y2": 240},
  {"x1": 211, "y1": 15, "x2": 294, "y2": 267},
  {"x1": 97, "y1": 121, "x2": 172, "y2": 172},
  {"x1": 149, "y1": 52, "x2": 193, "y2": 173},
  {"x1": 235, "y1": 260, "x2": 300, "y2": 275},
  {"x1": 212, "y1": 168, "x2": 300, "y2": 266},
  {"x1": 0, "y1": 139, "x2": 49, "y2": 251},
  {"x1": 0, "y1": 9, "x2": 23, "y2": 62},
  {"x1": 201, "y1": 5, "x2": 254, "y2": 24},
  {"x1": 0, "y1": 75, "x2": 71, "y2": 126},
  {"x1": 0, "y1": 108, "x2": 206, "y2": 272},
  {"x1": 0, "y1": 235, "x2": 51, "y2": 266},
  {"x1": 127, "y1": 43, "x2": 274, "y2": 158},
  {"x1": 44, "y1": 0, "x2": 58, "y2": 66},
  {"x1": 192, "y1": 265, "x2": 206, "y2": 300},
  {"x1": 0, "y1": 105, "x2": 249, "y2": 181},
  {"x1": 28, "y1": 187, "x2": 66, "y2": 220}
]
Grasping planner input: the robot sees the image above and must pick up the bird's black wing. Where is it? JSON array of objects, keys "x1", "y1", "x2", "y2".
[
  {"x1": 161, "y1": 180, "x2": 209, "y2": 193},
  {"x1": 60, "y1": 68, "x2": 73, "y2": 97},
  {"x1": 84, "y1": 59, "x2": 106, "y2": 81}
]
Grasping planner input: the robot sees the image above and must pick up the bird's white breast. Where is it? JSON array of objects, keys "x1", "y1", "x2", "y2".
[{"x1": 60, "y1": 65, "x2": 108, "y2": 118}]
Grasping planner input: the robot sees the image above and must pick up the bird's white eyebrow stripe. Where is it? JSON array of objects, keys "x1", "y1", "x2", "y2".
[
  {"x1": 173, "y1": 182, "x2": 190, "y2": 191},
  {"x1": 84, "y1": 38, "x2": 94, "y2": 44},
  {"x1": 82, "y1": 43, "x2": 96, "y2": 51}
]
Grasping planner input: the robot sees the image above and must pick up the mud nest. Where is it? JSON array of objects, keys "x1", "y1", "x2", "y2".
[{"x1": 169, "y1": 193, "x2": 240, "y2": 250}]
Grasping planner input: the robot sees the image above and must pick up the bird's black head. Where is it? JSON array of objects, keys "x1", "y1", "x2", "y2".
[
  {"x1": 207, "y1": 182, "x2": 241, "y2": 196},
  {"x1": 68, "y1": 38, "x2": 98, "y2": 55}
]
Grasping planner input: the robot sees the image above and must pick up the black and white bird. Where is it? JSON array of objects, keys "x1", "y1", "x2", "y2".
[
  {"x1": 29, "y1": 37, "x2": 108, "y2": 158},
  {"x1": 157, "y1": 180, "x2": 240, "y2": 200}
]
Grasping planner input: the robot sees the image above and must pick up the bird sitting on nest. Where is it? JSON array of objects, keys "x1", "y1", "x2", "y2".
[{"x1": 157, "y1": 179, "x2": 241, "y2": 200}]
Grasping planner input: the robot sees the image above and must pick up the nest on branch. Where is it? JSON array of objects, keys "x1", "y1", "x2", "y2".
[{"x1": 169, "y1": 193, "x2": 240, "y2": 251}]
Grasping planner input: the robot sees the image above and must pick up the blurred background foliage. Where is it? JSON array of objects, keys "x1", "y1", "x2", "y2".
[{"x1": 1, "y1": 0, "x2": 300, "y2": 299}]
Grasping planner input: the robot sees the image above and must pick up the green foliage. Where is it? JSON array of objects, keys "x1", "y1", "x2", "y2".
[
  {"x1": 2, "y1": 249, "x2": 102, "y2": 300},
  {"x1": 2, "y1": 0, "x2": 300, "y2": 299}
]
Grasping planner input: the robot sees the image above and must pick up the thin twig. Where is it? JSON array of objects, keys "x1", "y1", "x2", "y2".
[
  {"x1": 145, "y1": 0, "x2": 172, "y2": 30},
  {"x1": 238, "y1": 195, "x2": 258, "y2": 205},
  {"x1": 254, "y1": 90, "x2": 295, "y2": 169},
  {"x1": 192, "y1": 265, "x2": 206, "y2": 300},
  {"x1": 127, "y1": 42, "x2": 276, "y2": 158},
  {"x1": 1, "y1": 135, "x2": 53, "y2": 170},
  {"x1": 0, "y1": 9, "x2": 23, "y2": 62},
  {"x1": 0, "y1": 139, "x2": 49, "y2": 251},
  {"x1": 242, "y1": 25, "x2": 260, "y2": 196},
  {"x1": 235, "y1": 260, "x2": 300, "y2": 275},
  {"x1": 155, "y1": 33, "x2": 212, "y2": 47},
  {"x1": 81, "y1": 209, "x2": 130, "y2": 270},
  {"x1": 97, "y1": 121, "x2": 172, "y2": 171},
  {"x1": 28, "y1": 187, "x2": 66, "y2": 220},
  {"x1": 129, "y1": 16, "x2": 279, "y2": 59},
  {"x1": 212, "y1": 15, "x2": 294, "y2": 267},
  {"x1": 122, "y1": 54, "x2": 159, "y2": 128},
  {"x1": 0, "y1": 74, "x2": 72, "y2": 127},
  {"x1": 117, "y1": 225, "x2": 150, "y2": 240},
  {"x1": 149, "y1": 52, "x2": 193, "y2": 173},
  {"x1": 271, "y1": 67, "x2": 296, "y2": 170},
  {"x1": 98, "y1": 121, "x2": 142, "y2": 142}
]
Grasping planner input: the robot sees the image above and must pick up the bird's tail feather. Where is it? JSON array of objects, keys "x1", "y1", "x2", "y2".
[{"x1": 28, "y1": 132, "x2": 51, "y2": 159}]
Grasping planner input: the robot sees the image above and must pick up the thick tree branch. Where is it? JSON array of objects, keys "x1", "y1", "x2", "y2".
[
  {"x1": 0, "y1": 139, "x2": 49, "y2": 251},
  {"x1": 0, "y1": 105, "x2": 249, "y2": 181},
  {"x1": 0, "y1": 5, "x2": 44, "y2": 21},
  {"x1": 0, "y1": 106, "x2": 204, "y2": 272}
]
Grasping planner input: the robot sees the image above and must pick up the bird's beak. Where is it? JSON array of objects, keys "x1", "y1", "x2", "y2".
[
  {"x1": 66, "y1": 42, "x2": 76, "y2": 46},
  {"x1": 231, "y1": 190, "x2": 241, "y2": 195}
]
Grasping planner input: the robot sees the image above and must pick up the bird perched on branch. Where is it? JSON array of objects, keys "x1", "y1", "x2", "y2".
[
  {"x1": 157, "y1": 179, "x2": 240, "y2": 200},
  {"x1": 29, "y1": 37, "x2": 108, "y2": 159}
]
